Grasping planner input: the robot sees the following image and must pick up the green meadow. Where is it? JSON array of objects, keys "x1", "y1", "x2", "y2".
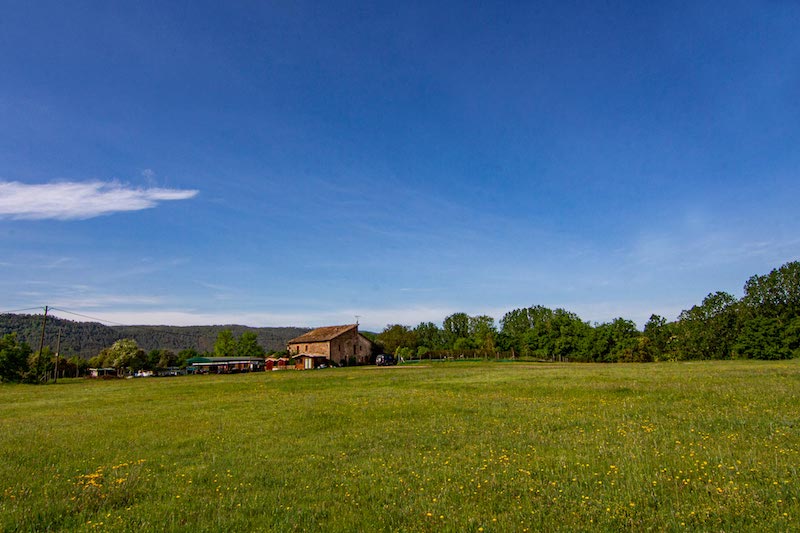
[{"x1": 1, "y1": 361, "x2": 798, "y2": 531}]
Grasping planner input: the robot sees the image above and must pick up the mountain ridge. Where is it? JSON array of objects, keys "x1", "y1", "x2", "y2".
[{"x1": 0, "y1": 313, "x2": 311, "y2": 358}]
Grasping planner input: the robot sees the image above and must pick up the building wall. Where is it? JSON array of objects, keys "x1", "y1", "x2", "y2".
[
  {"x1": 329, "y1": 329, "x2": 373, "y2": 365},
  {"x1": 288, "y1": 341, "x2": 331, "y2": 357}
]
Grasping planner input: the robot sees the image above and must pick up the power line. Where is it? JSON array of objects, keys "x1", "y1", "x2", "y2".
[
  {"x1": 2, "y1": 305, "x2": 129, "y2": 327},
  {"x1": 0, "y1": 306, "x2": 46, "y2": 314},
  {"x1": 48, "y1": 307, "x2": 129, "y2": 327}
]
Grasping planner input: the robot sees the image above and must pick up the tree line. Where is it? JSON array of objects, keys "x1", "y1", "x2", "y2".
[
  {"x1": 373, "y1": 261, "x2": 800, "y2": 362},
  {"x1": 0, "y1": 314, "x2": 309, "y2": 359},
  {"x1": 2, "y1": 260, "x2": 798, "y2": 382},
  {"x1": 0, "y1": 328, "x2": 284, "y2": 382}
]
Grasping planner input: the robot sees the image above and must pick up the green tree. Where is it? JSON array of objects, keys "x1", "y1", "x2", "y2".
[
  {"x1": 26, "y1": 346, "x2": 54, "y2": 382},
  {"x1": 469, "y1": 315, "x2": 497, "y2": 355},
  {"x1": 452, "y1": 336, "x2": 475, "y2": 352},
  {"x1": 0, "y1": 332, "x2": 32, "y2": 382},
  {"x1": 622, "y1": 336, "x2": 655, "y2": 362},
  {"x1": 214, "y1": 329, "x2": 237, "y2": 356},
  {"x1": 88, "y1": 349, "x2": 110, "y2": 369},
  {"x1": 146, "y1": 349, "x2": 162, "y2": 370},
  {"x1": 376, "y1": 325, "x2": 416, "y2": 355},
  {"x1": 643, "y1": 314, "x2": 671, "y2": 360},
  {"x1": 414, "y1": 322, "x2": 444, "y2": 351},
  {"x1": 501, "y1": 306, "x2": 556, "y2": 356},
  {"x1": 396, "y1": 346, "x2": 415, "y2": 361},
  {"x1": 500, "y1": 307, "x2": 538, "y2": 338},
  {"x1": 517, "y1": 307, "x2": 556, "y2": 358},
  {"x1": 548, "y1": 309, "x2": 593, "y2": 362},
  {"x1": 590, "y1": 318, "x2": 639, "y2": 362},
  {"x1": 675, "y1": 292, "x2": 738, "y2": 359},
  {"x1": 741, "y1": 261, "x2": 800, "y2": 320},
  {"x1": 237, "y1": 331, "x2": 265, "y2": 358},
  {"x1": 156, "y1": 350, "x2": 178, "y2": 369},
  {"x1": 67, "y1": 355, "x2": 88, "y2": 377},
  {"x1": 106, "y1": 339, "x2": 146, "y2": 375},
  {"x1": 443, "y1": 312, "x2": 470, "y2": 348},
  {"x1": 733, "y1": 317, "x2": 791, "y2": 360},
  {"x1": 783, "y1": 317, "x2": 800, "y2": 358},
  {"x1": 177, "y1": 348, "x2": 198, "y2": 368}
]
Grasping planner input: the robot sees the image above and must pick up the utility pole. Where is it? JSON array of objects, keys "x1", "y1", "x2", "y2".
[
  {"x1": 37, "y1": 306, "x2": 49, "y2": 383},
  {"x1": 54, "y1": 327, "x2": 62, "y2": 384}
]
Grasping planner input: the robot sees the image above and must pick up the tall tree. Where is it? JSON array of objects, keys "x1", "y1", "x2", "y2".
[
  {"x1": 376, "y1": 325, "x2": 416, "y2": 355},
  {"x1": 177, "y1": 348, "x2": 198, "y2": 368},
  {"x1": 643, "y1": 314, "x2": 670, "y2": 360},
  {"x1": 783, "y1": 317, "x2": 800, "y2": 358},
  {"x1": 156, "y1": 350, "x2": 178, "y2": 369},
  {"x1": 0, "y1": 333, "x2": 32, "y2": 383},
  {"x1": 675, "y1": 291, "x2": 738, "y2": 359},
  {"x1": 26, "y1": 346, "x2": 54, "y2": 382},
  {"x1": 214, "y1": 329, "x2": 237, "y2": 356},
  {"x1": 734, "y1": 316, "x2": 791, "y2": 360},
  {"x1": 741, "y1": 261, "x2": 800, "y2": 320},
  {"x1": 591, "y1": 318, "x2": 639, "y2": 362},
  {"x1": 469, "y1": 315, "x2": 497, "y2": 355},
  {"x1": 501, "y1": 306, "x2": 555, "y2": 355},
  {"x1": 414, "y1": 322, "x2": 444, "y2": 351},
  {"x1": 237, "y1": 331, "x2": 265, "y2": 358},
  {"x1": 443, "y1": 312, "x2": 470, "y2": 348},
  {"x1": 105, "y1": 338, "x2": 146, "y2": 374},
  {"x1": 549, "y1": 309, "x2": 592, "y2": 362}
]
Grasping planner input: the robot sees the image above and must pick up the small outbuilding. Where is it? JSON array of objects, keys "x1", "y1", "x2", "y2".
[
  {"x1": 291, "y1": 353, "x2": 331, "y2": 370},
  {"x1": 88, "y1": 367, "x2": 117, "y2": 378},
  {"x1": 266, "y1": 357, "x2": 292, "y2": 370}
]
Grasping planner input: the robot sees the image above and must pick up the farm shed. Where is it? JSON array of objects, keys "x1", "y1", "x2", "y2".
[
  {"x1": 186, "y1": 356, "x2": 265, "y2": 374},
  {"x1": 88, "y1": 367, "x2": 116, "y2": 378},
  {"x1": 266, "y1": 357, "x2": 291, "y2": 370},
  {"x1": 291, "y1": 353, "x2": 331, "y2": 370},
  {"x1": 287, "y1": 324, "x2": 374, "y2": 366}
]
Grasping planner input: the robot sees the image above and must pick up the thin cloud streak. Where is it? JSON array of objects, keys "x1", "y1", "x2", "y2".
[
  {"x1": 0, "y1": 181, "x2": 198, "y2": 220},
  {"x1": 42, "y1": 301, "x2": 684, "y2": 331},
  {"x1": 45, "y1": 306, "x2": 459, "y2": 331}
]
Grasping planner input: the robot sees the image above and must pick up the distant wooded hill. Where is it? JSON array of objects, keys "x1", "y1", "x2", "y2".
[{"x1": 0, "y1": 313, "x2": 310, "y2": 359}]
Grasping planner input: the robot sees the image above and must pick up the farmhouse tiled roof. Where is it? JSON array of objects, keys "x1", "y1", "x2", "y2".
[{"x1": 288, "y1": 324, "x2": 358, "y2": 344}]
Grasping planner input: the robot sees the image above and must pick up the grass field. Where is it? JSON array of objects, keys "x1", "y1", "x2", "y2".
[{"x1": 1, "y1": 360, "x2": 798, "y2": 531}]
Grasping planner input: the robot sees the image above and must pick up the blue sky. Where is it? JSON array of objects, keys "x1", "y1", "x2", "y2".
[{"x1": 1, "y1": 1, "x2": 798, "y2": 331}]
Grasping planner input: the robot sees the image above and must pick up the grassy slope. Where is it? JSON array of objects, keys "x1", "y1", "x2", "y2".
[{"x1": 1, "y1": 361, "x2": 798, "y2": 531}]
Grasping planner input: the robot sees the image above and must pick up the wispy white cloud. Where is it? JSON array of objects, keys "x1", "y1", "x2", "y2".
[
  {"x1": 51, "y1": 295, "x2": 165, "y2": 308},
  {"x1": 41, "y1": 300, "x2": 682, "y2": 332},
  {"x1": 0, "y1": 180, "x2": 198, "y2": 220},
  {"x1": 13, "y1": 288, "x2": 164, "y2": 309},
  {"x1": 43, "y1": 305, "x2": 460, "y2": 331}
]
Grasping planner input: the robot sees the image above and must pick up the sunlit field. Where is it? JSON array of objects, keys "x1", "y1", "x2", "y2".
[{"x1": 2, "y1": 360, "x2": 798, "y2": 531}]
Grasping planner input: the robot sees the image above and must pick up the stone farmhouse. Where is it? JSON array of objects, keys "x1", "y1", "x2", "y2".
[{"x1": 287, "y1": 324, "x2": 374, "y2": 367}]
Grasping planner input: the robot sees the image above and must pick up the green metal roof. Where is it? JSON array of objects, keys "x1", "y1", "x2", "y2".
[{"x1": 186, "y1": 356, "x2": 264, "y2": 364}]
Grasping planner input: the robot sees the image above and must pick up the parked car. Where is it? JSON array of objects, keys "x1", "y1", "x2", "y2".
[{"x1": 375, "y1": 354, "x2": 397, "y2": 366}]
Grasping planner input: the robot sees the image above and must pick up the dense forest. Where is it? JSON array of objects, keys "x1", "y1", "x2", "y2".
[
  {"x1": 0, "y1": 315, "x2": 308, "y2": 359},
  {"x1": 374, "y1": 260, "x2": 800, "y2": 362}
]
